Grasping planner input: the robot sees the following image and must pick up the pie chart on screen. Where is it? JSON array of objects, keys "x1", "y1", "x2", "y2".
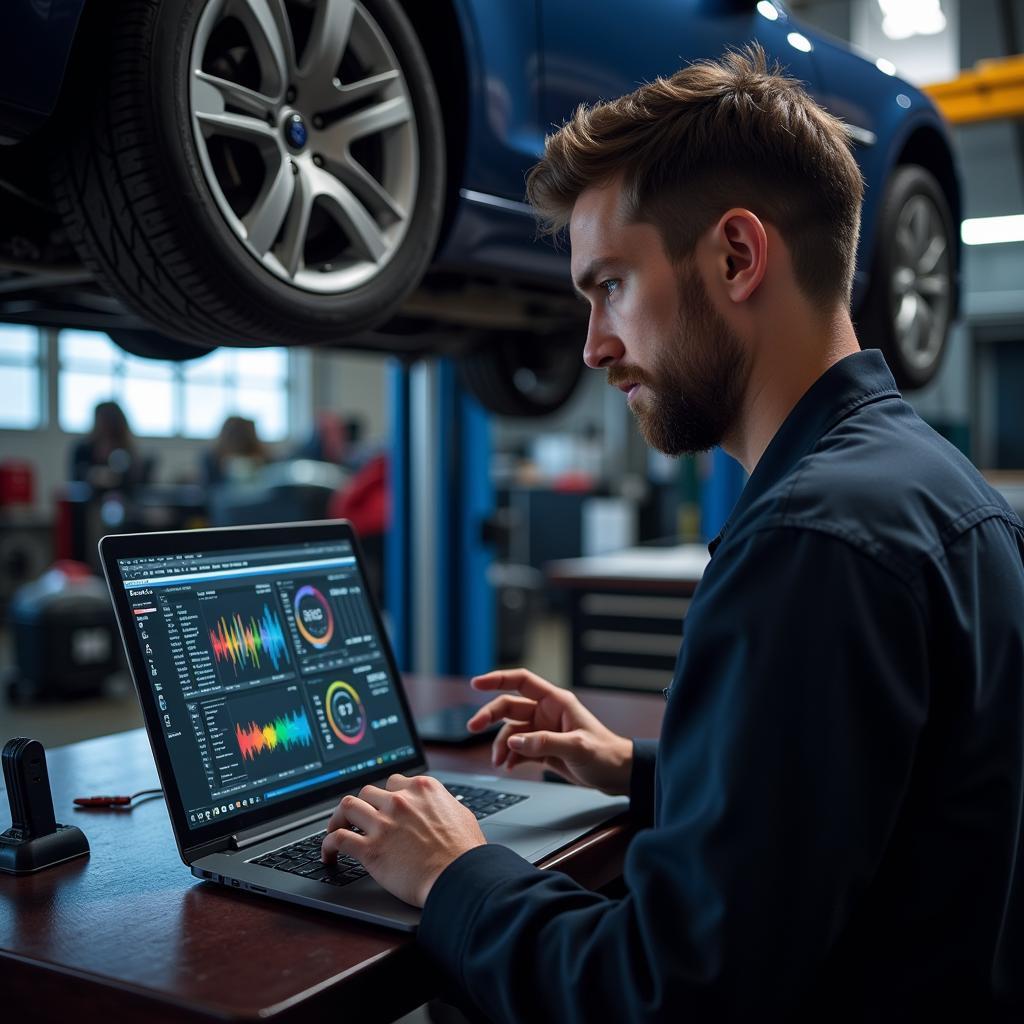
[
  {"x1": 325, "y1": 680, "x2": 366, "y2": 745},
  {"x1": 294, "y1": 585, "x2": 334, "y2": 648}
]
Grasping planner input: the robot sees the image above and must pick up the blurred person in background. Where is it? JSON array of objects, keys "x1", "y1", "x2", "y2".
[
  {"x1": 200, "y1": 415, "x2": 270, "y2": 486},
  {"x1": 292, "y1": 412, "x2": 370, "y2": 471},
  {"x1": 69, "y1": 400, "x2": 153, "y2": 492}
]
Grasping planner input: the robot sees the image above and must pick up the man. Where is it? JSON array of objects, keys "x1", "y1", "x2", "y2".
[{"x1": 321, "y1": 47, "x2": 1024, "y2": 1021}]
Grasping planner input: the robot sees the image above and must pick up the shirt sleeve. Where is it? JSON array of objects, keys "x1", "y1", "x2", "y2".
[
  {"x1": 629, "y1": 738, "x2": 659, "y2": 826},
  {"x1": 417, "y1": 526, "x2": 929, "y2": 1023}
]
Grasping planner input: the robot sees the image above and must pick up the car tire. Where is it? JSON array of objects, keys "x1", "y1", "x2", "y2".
[
  {"x1": 107, "y1": 328, "x2": 212, "y2": 361},
  {"x1": 52, "y1": 0, "x2": 445, "y2": 349},
  {"x1": 857, "y1": 164, "x2": 956, "y2": 390},
  {"x1": 459, "y1": 333, "x2": 585, "y2": 418}
]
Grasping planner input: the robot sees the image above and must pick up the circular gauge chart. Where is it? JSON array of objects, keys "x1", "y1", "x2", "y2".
[
  {"x1": 294, "y1": 585, "x2": 334, "y2": 649},
  {"x1": 325, "y1": 680, "x2": 367, "y2": 745}
]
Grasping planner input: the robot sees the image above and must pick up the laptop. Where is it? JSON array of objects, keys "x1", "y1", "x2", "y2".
[{"x1": 99, "y1": 520, "x2": 628, "y2": 931}]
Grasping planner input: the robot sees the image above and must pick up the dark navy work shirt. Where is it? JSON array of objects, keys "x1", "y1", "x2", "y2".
[{"x1": 418, "y1": 350, "x2": 1024, "y2": 1022}]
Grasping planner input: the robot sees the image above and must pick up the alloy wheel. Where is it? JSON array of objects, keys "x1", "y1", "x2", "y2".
[
  {"x1": 189, "y1": 0, "x2": 419, "y2": 294},
  {"x1": 890, "y1": 191, "x2": 951, "y2": 377}
]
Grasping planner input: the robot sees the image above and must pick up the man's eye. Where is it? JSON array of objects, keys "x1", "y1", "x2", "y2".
[{"x1": 599, "y1": 279, "x2": 619, "y2": 298}]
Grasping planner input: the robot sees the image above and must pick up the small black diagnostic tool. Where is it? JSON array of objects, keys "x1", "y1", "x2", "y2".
[{"x1": 0, "y1": 737, "x2": 89, "y2": 875}]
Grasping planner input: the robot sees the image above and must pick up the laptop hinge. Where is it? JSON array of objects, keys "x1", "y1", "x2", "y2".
[
  {"x1": 230, "y1": 798, "x2": 338, "y2": 850},
  {"x1": 227, "y1": 759, "x2": 430, "y2": 850}
]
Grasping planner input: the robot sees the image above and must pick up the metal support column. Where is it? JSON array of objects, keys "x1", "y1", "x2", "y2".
[
  {"x1": 454, "y1": 370, "x2": 496, "y2": 677},
  {"x1": 385, "y1": 359, "x2": 412, "y2": 669},
  {"x1": 385, "y1": 357, "x2": 495, "y2": 677},
  {"x1": 700, "y1": 448, "x2": 747, "y2": 543}
]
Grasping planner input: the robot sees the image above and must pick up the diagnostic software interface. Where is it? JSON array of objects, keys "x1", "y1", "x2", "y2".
[{"x1": 116, "y1": 539, "x2": 415, "y2": 830}]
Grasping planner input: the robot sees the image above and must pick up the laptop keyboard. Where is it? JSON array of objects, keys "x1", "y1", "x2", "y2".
[
  {"x1": 249, "y1": 783, "x2": 528, "y2": 889},
  {"x1": 251, "y1": 831, "x2": 366, "y2": 887},
  {"x1": 444, "y1": 782, "x2": 528, "y2": 819}
]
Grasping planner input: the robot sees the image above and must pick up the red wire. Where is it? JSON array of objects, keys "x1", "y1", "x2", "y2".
[{"x1": 73, "y1": 789, "x2": 163, "y2": 807}]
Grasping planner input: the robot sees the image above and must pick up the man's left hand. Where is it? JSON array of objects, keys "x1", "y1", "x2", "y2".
[{"x1": 320, "y1": 774, "x2": 486, "y2": 907}]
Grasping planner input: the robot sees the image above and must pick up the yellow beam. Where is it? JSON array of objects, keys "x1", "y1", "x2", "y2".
[{"x1": 924, "y1": 54, "x2": 1024, "y2": 125}]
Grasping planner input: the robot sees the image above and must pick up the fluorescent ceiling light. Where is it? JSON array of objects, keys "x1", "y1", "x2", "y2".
[
  {"x1": 961, "y1": 215, "x2": 1024, "y2": 245},
  {"x1": 878, "y1": 0, "x2": 946, "y2": 40},
  {"x1": 787, "y1": 32, "x2": 813, "y2": 53},
  {"x1": 756, "y1": 1, "x2": 779, "y2": 20},
  {"x1": 875, "y1": 58, "x2": 897, "y2": 76}
]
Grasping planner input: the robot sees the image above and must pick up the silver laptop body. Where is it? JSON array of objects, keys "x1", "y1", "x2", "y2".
[{"x1": 99, "y1": 521, "x2": 628, "y2": 931}]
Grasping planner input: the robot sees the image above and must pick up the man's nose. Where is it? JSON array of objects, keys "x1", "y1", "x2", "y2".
[{"x1": 583, "y1": 314, "x2": 625, "y2": 369}]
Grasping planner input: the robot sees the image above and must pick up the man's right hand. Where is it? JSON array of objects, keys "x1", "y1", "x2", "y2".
[{"x1": 467, "y1": 668, "x2": 634, "y2": 796}]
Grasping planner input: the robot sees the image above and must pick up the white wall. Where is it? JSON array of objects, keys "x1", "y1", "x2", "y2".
[{"x1": 309, "y1": 348, "x2": 390, "y2": 442}]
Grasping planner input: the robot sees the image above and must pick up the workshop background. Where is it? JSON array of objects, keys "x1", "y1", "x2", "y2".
[
  {"x1": 3, "y1": 1, "x2": 1023, "y2": 1018},
  {"x1": 1, "y1": 0, "x2": 1022, "y2": 771}
]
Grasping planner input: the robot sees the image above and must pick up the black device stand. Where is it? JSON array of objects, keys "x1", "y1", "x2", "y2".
[{"x1": 0, "y1": 737, "x2": 89, "y2": 875}]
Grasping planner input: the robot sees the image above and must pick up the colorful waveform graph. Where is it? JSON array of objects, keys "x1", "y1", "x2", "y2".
[
  {"x1": 209, "y1": 604, "x2": 291, "y2": 676},
  {"x1": 235, "y1": 706, "x2": 314, "y2": 761}
]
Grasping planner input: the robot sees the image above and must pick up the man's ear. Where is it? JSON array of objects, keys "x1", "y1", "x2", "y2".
[{"x1": 712, "y1": 208, "x2": 768, "y2": 303}]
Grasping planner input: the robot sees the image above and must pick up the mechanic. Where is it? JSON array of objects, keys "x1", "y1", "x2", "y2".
[{"x1": 321, "y1": 46, "x2": 1024, "y2": 1021}]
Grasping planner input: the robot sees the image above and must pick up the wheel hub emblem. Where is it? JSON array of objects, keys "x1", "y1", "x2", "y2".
[{"x1": 285, "y1": 113, "x2": 308, "y2": 149}]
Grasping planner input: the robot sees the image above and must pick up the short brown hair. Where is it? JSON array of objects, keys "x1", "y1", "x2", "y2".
[{"x1": 525, "y1": 44, "x2": 865, "y2": 307}]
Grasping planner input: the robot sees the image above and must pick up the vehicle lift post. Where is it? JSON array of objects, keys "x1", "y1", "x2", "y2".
[
  {"x1": 701, "y1": 448, "x2": 747, "y2": 543},
  {"x1": 385, "y1": 358, "x2": 496, "y2": 679}
]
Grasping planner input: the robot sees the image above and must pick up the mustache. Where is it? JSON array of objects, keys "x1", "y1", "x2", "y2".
[{"x1": 606, "y1": 367, "x2": 654, "y2": 389}]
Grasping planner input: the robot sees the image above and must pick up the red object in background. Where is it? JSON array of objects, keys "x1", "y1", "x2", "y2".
[
  {"x1": 0, "y1": 459, "x2": 35, "y2": 505},
  {"x1": 552, "y1": 470, "x2": 596, "y2": 493},
  {"x1": 329, "y1": 454, "x2": 388, "y2": 537},
  {"x1": 54, "y1": 496, "x2": 74, "y2": 561},
  {"x1": 50, "y1": 559, "x2": 93, "y2": 582}
]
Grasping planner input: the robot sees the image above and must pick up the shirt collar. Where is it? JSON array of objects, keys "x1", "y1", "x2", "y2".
[{"x1": 708, "y1": 350, "x2": 900, "y2": 556}]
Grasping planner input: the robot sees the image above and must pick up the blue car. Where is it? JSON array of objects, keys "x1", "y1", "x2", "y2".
[{"x1": 0, "y1": 0, "x2": 960, "y2": 415}]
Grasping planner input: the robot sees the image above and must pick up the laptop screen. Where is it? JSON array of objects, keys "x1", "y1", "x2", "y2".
[{"x1": 115, "y1": 536, "x2": 417, "y2": 831}]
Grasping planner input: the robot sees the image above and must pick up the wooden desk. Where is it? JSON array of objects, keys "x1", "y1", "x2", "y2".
[{"x1": 0, "y1": 675, "x2": 665, "y2": 1023}]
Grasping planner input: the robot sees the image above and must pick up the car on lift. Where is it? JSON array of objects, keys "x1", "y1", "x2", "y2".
[{"x1": 0, "y1": 0, "x2": 960, "y2": 415}]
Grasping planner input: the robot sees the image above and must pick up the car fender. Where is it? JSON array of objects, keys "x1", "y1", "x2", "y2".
[
  {"x1": 862, "y1": 102, "x2": 964, "y2": 318},
  {"x1": 445, "y1": 0, "x2": 544, "y2": 202},
  {"x1": 805, "y1": 32, "x2": 962, "y2": 314},
  {"x1": 0, "y1": 0, "x2": 87, "y2": 143}
]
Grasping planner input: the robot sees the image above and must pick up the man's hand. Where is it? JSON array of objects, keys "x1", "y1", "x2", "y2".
[
  {"x1": 468, "y1": 668, "x2": 633, "y2": 795},
  {"x1": 320, "y1": 774, "x2": 486, "y2": 907}
]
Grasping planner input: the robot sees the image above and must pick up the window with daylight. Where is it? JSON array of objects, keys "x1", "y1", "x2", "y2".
[
  {"x1": 0, "y1": 323, "x2": 45, "y2": 430},
  {"x1": 181, "y1": 347, "x2": 289, "y2": 441},
  {"x1": 57, "y1": 330, "x2": 290, "y2": 441}
]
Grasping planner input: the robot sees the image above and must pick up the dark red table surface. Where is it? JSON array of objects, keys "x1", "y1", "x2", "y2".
[{"x1": 0, "y1": 675, "x2": 665, "y2": 1023}]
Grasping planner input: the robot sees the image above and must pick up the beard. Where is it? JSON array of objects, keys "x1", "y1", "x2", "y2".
[{"x1": 611, "y1": 263, "x2": 750, "y2": 456}]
